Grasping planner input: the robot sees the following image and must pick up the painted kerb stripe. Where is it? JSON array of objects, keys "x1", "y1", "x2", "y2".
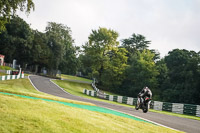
[{"x1": 0, "y1": 74, "x2": 25, "y2": 81}]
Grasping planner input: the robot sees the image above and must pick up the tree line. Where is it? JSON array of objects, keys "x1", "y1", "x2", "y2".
[
  {"x1": 79, "y1": 28, "x2": 200, "y2": 105},
  {"x1": 0, "y1": 16, "x2": 199, "y2": 104},
  {"x1": 0, "y1": 16, "x2": 78, "y2": 75}
]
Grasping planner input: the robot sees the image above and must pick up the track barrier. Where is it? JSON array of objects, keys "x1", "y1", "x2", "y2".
[{"x1": 83, "y1": 89, "x2": 200, "y2": 117}]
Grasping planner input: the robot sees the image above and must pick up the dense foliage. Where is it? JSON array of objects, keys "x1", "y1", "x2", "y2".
[
  {"x1": 80, "y1": 30, "x2": 200, "y2": 104},
  {"x1": 163, "y1": 49, "x2": 200, "y2": 104},
  {"x1": 82, "y1": 28, "x2": 128, "y2": 90},
  {"x1": 0, "y1": 16, "x2": 78, "y2": 75},
  {"x1": 0, "y1": 0, "x2": 34, "y2": 32},
  {"x1": 0, "y1": 15, "x2": 199, "y2": 104}
]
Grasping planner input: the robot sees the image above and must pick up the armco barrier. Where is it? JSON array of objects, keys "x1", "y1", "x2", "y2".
[
  {"x1": 0, "y1": 74, "x2": 24, "y2": 81},
  {"x1": 122, "y1": 96, "x2": 128, "y2": 104},
  {"x1": 83, "y1": 89, "x2": 97, "y2": 97},
  {"x1": 162, "y1": 102, "x2": 173, "y2": 112},
  {"x1": 83, "y1": 89, "x2": 200, "y2": 117},
  {"x1": 109, "y1": 95, "x2": 113, "y2": 101},
  {"x1": 0, "y1": 70, "x2": 12, "y2": 74},
  {"x1": 6, "y1": 70, "x2": 11, "y2": 75},
  {"x1": 196, "y1": 105, "x2": 200, "y2": 117},
  {"x1": 84, "y1": 89, "x2": 138, "y2": 106},
  {"x1": 92, "y1": 81, "x2": 99, "y2": 92},
  {"x1": 127, "y1": 97, "x2": 134, "y2": 105},
  {"x1": 153, "y1": 101, "x2": 163, "y2": 111},
  {"x1": 172, "y1": 103, "x2": 184, "y2": 114},
  {"x1": 183, "y1": 104, "x2": 197, "y2": 116}
]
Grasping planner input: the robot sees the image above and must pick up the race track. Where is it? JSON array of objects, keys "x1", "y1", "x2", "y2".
[{"x1": 29, "y1": 75, "x2": 200, "y2": 133}]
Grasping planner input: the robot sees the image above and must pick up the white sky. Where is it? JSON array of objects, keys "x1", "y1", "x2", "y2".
[{"x1": 18, "y1": 0, "x2": 200, "y2": 57}]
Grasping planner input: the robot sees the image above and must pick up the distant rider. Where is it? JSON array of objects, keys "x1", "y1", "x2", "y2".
[{"x1": 138, "y1": 87, "x2": 152, "y2": 106}]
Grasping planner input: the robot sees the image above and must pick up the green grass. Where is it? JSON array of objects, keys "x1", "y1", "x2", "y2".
[
  {"x1": 0, "y1": 94, "x2": 183, "y2": 133},
  {"x1": 0, "y1": 72, "x2": 8, "y2": 76},
  {"x1": 52, "y1": 80, "x2": 94, "y2": 97},
  {"x1": 150, "y1": 109, "x2": 200, "y2": 121},
  {"x1": 0, "y1": 77, "x2": 183, "y2": 133},
  {"x1": 61, "y1": 74, "x2": 92, "y2": 83},
  {"x1": 58, "y1": 74, "x2": 120, "y2": 96},
  {"x1": 0, "y1": 66, "x2": 14, "y2": 70},
  {"x1": 53, "y1": 80, "x2": 129, "y2": 106},
  {"x1": 0, "y1": 78, "x2": 94, "y2": 106},
  {"x1": 52, "y1": 79, "x2": 200, "y2": 121},
  {"x1": 24, "y1": 73, "x2": 29, "y2": 76}
]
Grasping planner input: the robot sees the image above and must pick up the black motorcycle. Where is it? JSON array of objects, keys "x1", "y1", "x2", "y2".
[{"x1": 135, "y1": 96, "x2": 151, "y2": 113}]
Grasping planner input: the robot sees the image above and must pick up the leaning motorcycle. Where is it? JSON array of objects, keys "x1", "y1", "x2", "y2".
[{"x1": 135, "y1": 96, "x2": 151, "y2": 113}]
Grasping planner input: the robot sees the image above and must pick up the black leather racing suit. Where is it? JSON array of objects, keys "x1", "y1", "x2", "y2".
[{"x1": 138, "y1": 87, "x2": 152, "y2": 104}]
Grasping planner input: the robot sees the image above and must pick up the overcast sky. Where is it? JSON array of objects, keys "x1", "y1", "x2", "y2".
[{"x1": 18, "y1": 0, "x2": 200, "y2": 57}]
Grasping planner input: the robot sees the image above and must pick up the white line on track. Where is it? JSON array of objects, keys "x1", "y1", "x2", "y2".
[
  {"x1": 50, "y1": 78, "x2": 181, "y2": 132},
  {"x1": 100, "y1": 106, "x2": 181, "y2": 132},
  {"x1": 28, "y1": 76, "x2": 181, "y2": 132},
  {"x1": 28, "y1": 75, "x2": 42, "y2": 93},
  {"x1": 50, "y1": 79, "x2": 71, "y2": 95}
]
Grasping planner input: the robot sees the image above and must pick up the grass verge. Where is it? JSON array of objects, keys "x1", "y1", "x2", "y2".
[
  {"x1": 0, "y1": 72, "x2": 8, "y2": 76},
  {"x1": 53, "y1": 80, "x2": 130, "y2": 106},
  {"x1": 0, "y1": 66, "x2": 14, "y2": 70},
  {"x1": 0, "y1": 94, "x2": 182, "y2": 133},
  {"x1": 61, "y1": 74, "x2": 92, "y2": 83},
  {"x1": 52, "y1": 79, "x2": 200, "y2": 121},
  {"x1": 0, "y1": 78, "x2": 94, "y2": 106},
  {"x1": 150, "y1": 109, "x2": 200, "y2": 121},
  {"x1": 0, "y1": 78, "x2": 182, "y2": 132}
]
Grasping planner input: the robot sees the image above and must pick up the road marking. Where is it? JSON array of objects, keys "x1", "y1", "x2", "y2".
[
  {"x1": 50, "y1": 79, "x2": 71, "y2": 95},
  {"x1": 29, "y1": 76, "x2": 182, "y2": 132},
  {"x1": 100, "y1": 106, "x2": 181, "y2": 132},
  {"x1": 28, "y1": 75, "x2": 42, "y2": 93}
]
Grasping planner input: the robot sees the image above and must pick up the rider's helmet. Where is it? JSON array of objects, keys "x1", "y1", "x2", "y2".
[{"x1": 144, "y1": 87, "x2": 149, "y2": 92}]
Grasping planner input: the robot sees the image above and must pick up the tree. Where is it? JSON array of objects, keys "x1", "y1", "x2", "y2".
[
  {"x1": 163, "y1": 49, "x2": 200, "y2": 104},
  {"x1": 31, "y1": 30, "x2": 50, "y2": 72},
  {"x1": 0, "y1": 0, "x2": 34, "y2": 32},
  {"x1": 83, "y1": 27, "x2": 128, "y2": 89},
  {"x1": 0, "y1": 16, "x2": 33, "y2": 66},
  {"x1": 121, "y1": 33, "x2": 150, "y2": 51},
  {"x1": 59, "y1": 46, "x2": 79, "y2": 75},
  {"x1": 101, "y1": 47, "x2": 128, "y2": 89},
  {"x1": 0, "y1": 19, "x2": 78, "y2": 75},
  {"x1": 121, "y1": 49, "x2": 159, "y2": 98},
  {"x1": 155, "y1": 59, "x2": 169, "y2": 100},
  {"x1": 121, "y1": 33, "x2": 151, "y2": 63},
  {"x1": 45, "y1": 22, "x2": 75, "y2": 76},
  {"x1": 78, "y1": 53, "x2": 93, "y2": 77}
]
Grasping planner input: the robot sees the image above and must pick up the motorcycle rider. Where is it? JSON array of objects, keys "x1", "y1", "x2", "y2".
[{"x1": 137, "y1": 87, "x2": 152, "y2": 109}]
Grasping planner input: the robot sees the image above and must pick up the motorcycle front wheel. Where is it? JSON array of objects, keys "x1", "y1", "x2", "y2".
[{"x1": 142, "y1": 103, "x2": 148, "y2": 113}]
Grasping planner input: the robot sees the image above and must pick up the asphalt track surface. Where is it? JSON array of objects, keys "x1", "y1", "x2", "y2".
[{"x1": 29, "y1": 75, "x2": 200, "y2": 133}]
